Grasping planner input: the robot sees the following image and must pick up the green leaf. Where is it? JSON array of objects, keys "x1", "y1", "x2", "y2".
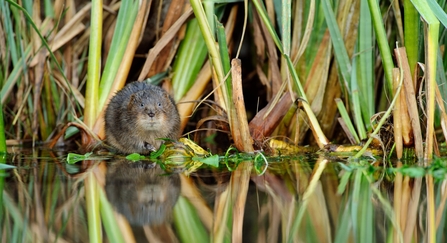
[
  {"x1": 171, "y1": 19, "x2": 208, "y2": 101},
  {"x1": 338, "y1": 162, "x2": 354, "y2": 172},
  {"x1": 357, "y1": 0, "x2": 374, "y2": 129},
  {"x1": 66, "y1": 152, "x2": 93, "y2": 164},
  {"x1": 403, "y1": 0, "x2": 419, "y2": 78},
  {"x1": 174, "y1": 196, "x2": 209, "y2": 243},
  {"x1": 150, "y1": 143, "x2": 166, "y2": 159},
  {"x1": 215, "y1": 17, "x2": 232, "y2": 106},
  {"x1": 254, "y1": 152, "x2": 268, "y2": 174},
  {"x1": 367, "y1": 0, "x2": 395, "y2": 94},
  {"x1": 427, "y1": 0, "x2": 447, "y2": 28},
  {"x1": 335, "y1": 98, "x2": 360, "y2": 144},
  {"x1": 337, "y1": 170, "x2": 352, "y2": 195},
  {"x1": 98, "y1": 0, "x2": 139, "y2": 110},
  {"x1": 431, "y1": 168, "x2": 447, "y2": 180},
  {"x1": 0, "y1": 164, "x2": 15, "y2": 169},
  {"x1": 193, "y1": 154, "x2": 219, "y2": 167},
  {"x1": 321, "y1": 0, "x2": 352, "y2": 92},
  {"x1": 125, "y1": 153, "x2": 146, "y2": 161},
  {"x1": 399, "y1": 166, "x2": 426, "y2": 177},
  {"x1": 99, "y1": 189, "x2": 126, "y2": 243}
]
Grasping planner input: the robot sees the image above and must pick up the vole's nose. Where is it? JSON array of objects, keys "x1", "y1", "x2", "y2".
[{"x1": 148, "y1": 111, "x2": 155, "y2": 117}]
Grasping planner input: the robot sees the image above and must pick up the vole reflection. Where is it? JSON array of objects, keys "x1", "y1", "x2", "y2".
[{"x1": 105, "y1": 160, "x2": 180, "y2": 226}]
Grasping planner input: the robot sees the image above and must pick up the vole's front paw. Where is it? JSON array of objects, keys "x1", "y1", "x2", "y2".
[{"x1": 143, "y1": 142, "x2": 156, "y2": 152}]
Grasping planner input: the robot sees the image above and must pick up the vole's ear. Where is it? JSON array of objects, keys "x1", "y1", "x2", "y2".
[
  {"x1": 128, "y1": 94, "x2": 137, "y2": 108},
  {"x1": 163, "y1": 92, "x2": 171, "y2": 100},
  {"x1": 164, "y1": 91, "x2": 176, "y2": 104}
]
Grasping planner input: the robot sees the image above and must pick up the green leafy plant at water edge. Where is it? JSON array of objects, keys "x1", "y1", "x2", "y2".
[
  {"x1": 338, "y1": 158, "x2": 447, "y2": 180},
  {"x1": 65, "y1": 143, "x2": 271, "y2": 174},
  {"x1": 66, "y1": 152, "x2": 93, "y2": 164}
]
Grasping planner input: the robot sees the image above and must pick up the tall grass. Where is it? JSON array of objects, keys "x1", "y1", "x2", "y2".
[{"x1": 1, "y1": 0, "x2": 447, "y2": 157}]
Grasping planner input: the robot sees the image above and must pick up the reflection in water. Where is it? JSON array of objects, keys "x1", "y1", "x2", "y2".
[
  {"x1": 2, "y1": 150, "x2": 447, "y2": 242},
  {"x1": 105, "y1": 160, "x2": 181, "y2": 226}
]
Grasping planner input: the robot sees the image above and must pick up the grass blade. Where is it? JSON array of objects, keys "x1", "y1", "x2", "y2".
[
  {"x1": 403, "y1": 0, "x2": 419, "y2": 78},
  {"x1": 85, "y1": 170, "x2": 102, "y2": 243},
  {"x1": 281, "y1": 0, "x2": 291, "y2": 56},
  {"x1": 171, "y1": 19, "x2": 208, "y2": 101},
  {"x1": 335, "y1": 98, "x2": 361, "y2": 144},
  {"x1": 357, "y1": 0, "x2": 374, "y2": 130},
  {"x1": 350, "y1": 56, "x2": 367, "y2": 140},
  {"x1": 367, "y1": 0, "x2": 395, "y2": 94},
  {"x1": 100, "y1": 189, "x2": 125, "y2": 243},
  {"x1": 173, "y1": 196, "x2": 209, "y2": 243},
  {"x1": 321, "y1": 0, "x2": 352, "y2": 94},
  {"x1": 98, "y1": 0, "x2": 139, "y2": 110},
  {"x1": 84, "y1": 0, "x2": 102, "y2": 128}
]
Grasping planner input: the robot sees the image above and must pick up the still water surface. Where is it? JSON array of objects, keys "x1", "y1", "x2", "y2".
[{"x1": 1, "y1": 148, "x2": 447, "y2": 242}]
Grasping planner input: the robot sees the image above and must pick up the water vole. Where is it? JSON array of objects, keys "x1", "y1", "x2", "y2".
[
  {"x1": 105, "y1": 160, "x2": 180, "y2": 226},
  {"x1": 105, "y1": 81, "x2": 180, "y2": 154}
]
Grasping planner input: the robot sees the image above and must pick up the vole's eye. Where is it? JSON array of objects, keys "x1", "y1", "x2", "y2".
[
  {"x1": 157, "y1": 103, "x2": 162, "y2": 107},
  {"x1": 140, "y1": 103, "x2": 144, "y2": 107}
]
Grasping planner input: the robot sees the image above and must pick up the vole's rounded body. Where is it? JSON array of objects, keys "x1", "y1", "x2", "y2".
[{"x1": 105, "y1": 82, "x2": 180, "y2": 154}]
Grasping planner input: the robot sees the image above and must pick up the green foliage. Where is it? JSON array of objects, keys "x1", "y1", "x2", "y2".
[
  {"x1": 0, "y1": 102, "x2": 7, "y2": 153},
  {"x1": 0, "y1": 163, "x2": 15, "y2": 169},
  {"x1": 216, "y1": 17, "x2": 232, "y2": 97},
  {"x1": 321, "y1": 0, "x2": 352, "y2": 92},
  {"x1": 171, "y1": 19, "x2": 208, "y2": 101},
  {"x1": 357, "y1": 0, "x2": 375, "y2": 129},
  {"x1": 97, "y1": 0, "x2": 139, "y2": 110},
  {"x1": 66, "y1": 152, "x2": 93, "y2": 164},
  {"x1": 124, "y1": 153, "x2": 146, "y2": 161},
  {"x1": 336, "y1": 99, "x2": 361, "y2": 144},
  {"x1": 99, "y1": 189, "x2": 125, "y2": 243},
  {"x1": 173, "y1": 196, "x2": 209, "y2": 243},
  {"x1": 193, "y1": 154, "x2": 220, "y2": 167}
]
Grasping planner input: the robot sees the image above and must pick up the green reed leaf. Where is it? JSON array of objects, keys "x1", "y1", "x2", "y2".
[
  {"x1": 98, "y1": 0, "x2": 139, "y2": 110},
  {"x1": 321, "y1": 0, "x2": 352, "y2": 93},
  {"x1": 193, "y1": 154, "x2": 219, "y2": 167},
  {"x1": 66, "y1": 152, "x2": 93, "y2": 164},
  {"x1": 367, "y1": 0, "x2": 394, "y2": 95}
]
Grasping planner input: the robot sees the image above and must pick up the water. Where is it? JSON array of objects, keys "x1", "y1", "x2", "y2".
[{"x1": 1, "y1": 148, "x2": 447, "y2": 243}]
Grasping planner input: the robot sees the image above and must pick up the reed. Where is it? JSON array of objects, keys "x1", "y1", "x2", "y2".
[{"x1": 4, "y1": 0, "x2": 445, "y2": 156}]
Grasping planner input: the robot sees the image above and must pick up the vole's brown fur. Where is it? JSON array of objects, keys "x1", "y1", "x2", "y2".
[
  {"x1": 105, "y1": 160, "x2": 180, "y2": 226},
  {"x1": 105, "y1": 82, "x2": 180, "y2": 154}
]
